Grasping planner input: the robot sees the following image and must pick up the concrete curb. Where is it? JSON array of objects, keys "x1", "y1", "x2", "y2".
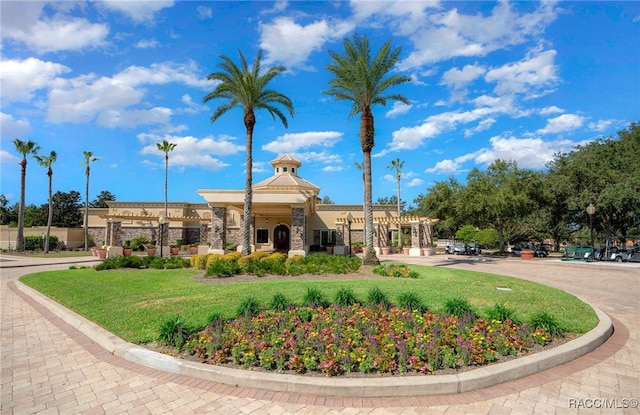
[{"x1": 14, "y1": 280, "x2": 613, "y2": 398}]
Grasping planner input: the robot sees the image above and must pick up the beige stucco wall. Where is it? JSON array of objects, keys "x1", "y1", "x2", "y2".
[{"x1": 0, "y1": 225, "x2": 85, "y2": 250}]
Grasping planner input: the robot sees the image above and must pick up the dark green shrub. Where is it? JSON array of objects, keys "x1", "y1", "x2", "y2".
[
  {"x1": 206, "y1": 257, "x2": 240, "y2": 277},
  {"x1": 443, "y1": 296, "x2": 476, "y2": 318},
  {"x1": 366, "y1": 286, "x2": 392, "y2": 309},
  {"x1": 297, "y1": 307, "x2": 314, "y2": 322},
  {"x1": 269, "y1": 293, "x2": 292, "y2": 311},
  {"x1": 529, "y1": 311, "x2": 563, "y2": 336},
  {"x1": 164, "y1": 256, "x2": 189, "y2": 269},
  {"x1": 301, "y1": 287, "x2": 329, "y2": 308},
  {"x1": 236, "y1": 296, "x2": 261, "y2": 318},
  {"x1": 130, "y1": 236, "x2": 151, "y2": 251},
  {"x1": 157, "y1": 315, "x2": 191, "y2": 350},
  {"x1": 334, "y1": 287, "x2": 359, "y2": 306},
  {"x1": 24, "y1": 235, "x2": 59, "y2": 251},
  {"x1": 486, "y1": 303, "x2": 521, "y2": 325},
  {"x1": 397, "y1": 292, "x2": 426, "y2": 313},
  {"x1": 372, "y1": 263, "x2": 418, "y2": 278},
  {"x1": 207, "y1": 311, "x2": 224, "y2": 325},
  {"x1": 95, "y1": 258, "x2": 119, "y2": 271},
  {"x1": 116, "y1": 255, "x2": 145, "y2": 269}
]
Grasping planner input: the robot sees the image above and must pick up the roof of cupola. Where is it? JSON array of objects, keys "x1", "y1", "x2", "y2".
[{"x1": 253, "y1": 154, "x2": 320, "y2": 193}]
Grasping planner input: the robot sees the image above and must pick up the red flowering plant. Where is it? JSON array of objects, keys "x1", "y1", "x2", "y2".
[{"x1": 184, "y1": 304, "x2": 554, "y2": 376}]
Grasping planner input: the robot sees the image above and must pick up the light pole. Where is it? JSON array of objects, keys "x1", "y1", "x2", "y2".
[
  {"x1": 41, "y1": 232, "x2": 45, "y2": 251},
  {"x1": 347, "y1": 212, "x2": 353, "y2": 257},
  {"x1": 159, "y1": 216, "x2": 166, "y2": 257},
  {"x1": 586, "y1": 203, "x2": 596, "y2": 248}
]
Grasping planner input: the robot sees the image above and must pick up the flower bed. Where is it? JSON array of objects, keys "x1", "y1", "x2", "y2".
[{"x1": 184, "y1": 304, "x2": 553, "y2": 376}]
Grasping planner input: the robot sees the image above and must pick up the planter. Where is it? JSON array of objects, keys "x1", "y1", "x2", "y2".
[
  {"x1": 189, "y1": 246, "x2": 198, "y2": 255},
  {"x1": 403, "y1": 247, "x2": 410, "y2": 255},
  {"x1": 389, "y1": 246, "x2": 397, "y2": 254},
  {"x1": 91, "y1": 247, "x2": 98, "y2": 257},
  {"x1": 170, "y1": 247, "x2": 180, "y2": 255},
  {"x1": 96, "y1": 249, "x2": 107, "y2": 259},
  {"x1": 122, "y1": 248, "x2": 133, "y2": 257},
  {"x1": 381, "y1": 247, "x2": 391, "y2": 255},
  {"x1": 326, "y1": 246, "x2": 334, "y2": 254},
  {"x1": 521, "y1": 249, "x2": 535, "y2": 260},
  {"x1": 146, "y1": 248, "x2": 157, "y2": 256}
]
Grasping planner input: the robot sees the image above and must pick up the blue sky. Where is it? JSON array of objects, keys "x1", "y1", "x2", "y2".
[{"x1": 1, "y1": 1, "x2": 639, "y2": 208}]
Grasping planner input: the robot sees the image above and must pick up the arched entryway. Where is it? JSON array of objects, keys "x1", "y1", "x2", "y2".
[{"x1": 274, "y1": 224, "x2": 290, "y2": 251}]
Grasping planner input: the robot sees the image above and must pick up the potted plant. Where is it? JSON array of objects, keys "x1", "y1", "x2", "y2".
[
  {"x1": 170, "y1": 243, "x2": 179, "y2": 255},
  {"x1": 189, "y1": 243, "x2": 198, "y2": 254},
  {"x1": 380, "y1": 241, "x2": 391, "y2": 255},
  {"x1": 122, "y1": 240, "x2": 133, "y2": 257},
  {"x1": 146, "y1": 243, "x2": 157, "y2": 256},
  {"x1": 326, "y1": 241, "x2": 335, "y2": 254},
  {"x1": 225, "y1": 242, "x2": 236, "y2": 252}
]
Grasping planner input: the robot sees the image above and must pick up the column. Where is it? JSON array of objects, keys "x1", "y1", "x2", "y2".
[
  {"x1": 288, "y1": 207, "x2": 306, "y2": 257},
  {"x1": 106, "y1": 220, "x2": 123, "y2": 258},
  {"x1": 210, "y1": 206, "x2": 226, "y2": 255},
  {"x1": 409, "y1": 221, "x2": 424, "y2": 256},
  {"x1": 334, "y1": 221, "x2": 347, "y2": 255}
]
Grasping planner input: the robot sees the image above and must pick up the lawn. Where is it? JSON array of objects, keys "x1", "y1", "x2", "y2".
[{"x1": 20, "y1": 264, "x2": 598, "y2": 344}]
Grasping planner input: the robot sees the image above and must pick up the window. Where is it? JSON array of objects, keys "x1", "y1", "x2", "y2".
[
  {"x1": 283, "y1": 166, "x2": 288, "y2": 172},
  {"x1": 291, "y1": 168, "x2": 295, "y2": 173},
  {"x1": 256, "y1": 229, "x2": 269, "y2": 244},
  {"x1": 320, "y1": 230, "x2": 336, "y2": 246}
]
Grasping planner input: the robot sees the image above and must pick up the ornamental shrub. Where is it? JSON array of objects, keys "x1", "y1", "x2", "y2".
[
  {"x1": 334, "y1": 287, "x2": 359, "y2": 306},
  {"x1": 485, "y1": 303, "x2": 521, "y2": 325},
  {"x1": 366, "y1": 286, "x2": 392, "y2": 309},
  {"x1": 529, "y1": 311, "x2": 563, "y2": 336},
  {"x1": 236, "y1": 296, "x2": 261, "y2": 318},
  {"x1": 301, "y1": 287, "x2": 329, "y2": 308},
  {"x1": 443, "y1": 296, "x2": 476, "y2": 319},
  {"x1": 397, "y1": 291, "x2": 426, "y2": 313},
  {"x1": 206, "y1": 257, "x2": 240, "y2": 277},
  {"x1": 269, "y1": 292, "x2": 292, "y2": 311}
]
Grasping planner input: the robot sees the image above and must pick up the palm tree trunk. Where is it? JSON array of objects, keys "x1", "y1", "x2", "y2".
[
  {"x1": 17, "y1": 160, "x2": 26, "y2": 251},
  {"x1": 397, "y1": 177, "x2": 401, "y2": 248},
  {"x1": 243, "y1": 111, "x2": 256, "y2": 256},
  {"x1": 84, "y1": 167, "x2": 89, "y2": 251},
  {"x1": 45, "y1": 168, "x2": 53, "y2": 253},
  {"x1": 164, "y1": 155, "x2": 169, "y2": 216},
  {"x1": 360, "y1": 107, "x2": 379, "y2": 265}
]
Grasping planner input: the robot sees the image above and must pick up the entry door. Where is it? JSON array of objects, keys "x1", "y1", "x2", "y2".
[{"x1": 274, "y1": 224, "x2": 290, "y2": 251}]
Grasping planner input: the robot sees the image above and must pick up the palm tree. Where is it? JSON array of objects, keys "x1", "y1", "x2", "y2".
[
  {"x1": 203, "y1": 49, "x2": 294, "y2": 255},
  {"x1": 82, "y1": 151, "x2": 99, "y2": 251},
  {"x1": 156, "y1": 140, "x2": 177, "y2": 217},
  {"x1": 13, "y1": 139, "x2": 40, "y2": 251},
  {"x1": 388, "y1": 158, "x2": 404, "y2": 248},
  {"x1": 34, "y1": 151, "x2": 57, "y2": 254},
  {"x1": 325, "y1": 34, "x2": 410, "y2": 265}
]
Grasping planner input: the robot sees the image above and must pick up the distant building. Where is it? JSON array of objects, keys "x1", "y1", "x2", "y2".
[{"x1": 86, "y1": 155, "x2": 437, "y2": 257}]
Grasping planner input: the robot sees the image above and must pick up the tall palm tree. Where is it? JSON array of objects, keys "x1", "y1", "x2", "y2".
[
  {"x1": 325, "y1": 34, "x2": 410, "y2": 265},
  {"x1": 34, "y1": 151, "x2": 57, "y2": 254},
  {"x1": 388, "y1": 158, "x2": 404, "y2": 248},
  {"x1": 13, "y1": 139, "x2": 40, "y2": 251},
  {"x1": 156, "y1": 140, "x2": 177, "y2": 217},
  {"x1": 203, "y1": 49, "x2": 294, "y2": 255},
  {"x1": 82, "y1": 151, "x2": 99, "y2": 251}
]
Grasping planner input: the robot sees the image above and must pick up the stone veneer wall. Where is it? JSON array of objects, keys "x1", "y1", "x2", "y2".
[{"x1": 89, "y1": 226, "x2": 204, "y2": 247}]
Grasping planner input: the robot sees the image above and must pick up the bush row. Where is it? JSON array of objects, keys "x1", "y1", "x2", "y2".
[{"x1": 189, "y1": 252, "x2": 362, "y2": 277}]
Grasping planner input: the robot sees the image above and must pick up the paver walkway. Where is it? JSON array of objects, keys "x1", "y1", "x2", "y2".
[{"x1": 1, "y1": 254, "x2": 638, "y2": 414}]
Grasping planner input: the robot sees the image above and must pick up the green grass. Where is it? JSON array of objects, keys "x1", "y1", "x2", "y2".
[{"x1": 20, "y1": 264, "x2": 598, "y2": 344}]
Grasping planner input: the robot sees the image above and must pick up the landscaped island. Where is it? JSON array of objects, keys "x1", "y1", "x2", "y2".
[{"x1": 20, "y1": 253, "x2": 598, "y2": 377}]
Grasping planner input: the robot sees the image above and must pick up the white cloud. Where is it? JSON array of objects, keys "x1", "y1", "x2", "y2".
[
  {"x1": 197, "y1": 6, "x2": 212, "y2": 20},
  {"x1": 385, "y1": 102, "x2": 412, "y2": 118},
  {"x1": 536, "y1": 114, "x2": 584, "y2": 134},
  {"x1": 399, "y1": 1, "x2": 558, "y2": 69},
  {"x1": 0, "y1": 57, "x2": 70, "y2": 103},
  {"x1": 540, "y1": 105, "x2": 564, "y2": 115},
  {"x1": 259, "y1": 17, "x2": 353, "y2": 69},
  {"x1": 46, "y1": 61, "x2": 211, "y2": 126},
  {"x1": 135, "y1": 39, "x2": 160, "y2": 49},
  {"x1": 0, "y1": 150, "x2": 20, "y2": 166},
  {"x1": 98, "y1": 1, "x2": 175, "y2": 22},
  {"x1": 588, "y1": 119, "x2": 615, "y2": 132},
  {"x1": 1, "y1": 112, "x2": 32, "y2": 137},
  {"x1": 427, "y1": 134, "x2": 582, "y2": 174},
  {"x1": 441, "y1": 64, "x2": 485, "y2": 89},
  {"x1": 322, "y1": 165, "x2": 344, "y2": 172},
  {"x1": 262, "y1": 131, "x2": 342, "y2": 153},
  {"x1": 350, "y1": 0, "x2": 438, "y2": 36},
  {"x1": 0, "y1": 2, "x2": 108, "y2": 53},
  {"x1": 485, "y1": 49, "x2": 559, "y2": 97},
  {"x1": 138, "y1": 133, "x2": 244, "y2": 171},
  {"x1": 407, "y1": 178, "x2": 424, "y2": 187},
  {"x1": 291, "y1": 151, "x2": 342, "y2": 166}
]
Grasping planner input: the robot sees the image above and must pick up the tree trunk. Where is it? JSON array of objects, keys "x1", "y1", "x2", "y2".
[
  {"x1": 45, "y1": 167, "x2": 53, "y2": 254},
  {"x1": 164, "y1": 154, "x2": 169, "y2": 216},
  {"x1": 17, "y1": 159, "x2": 27, "y2": 251},
  {"x1": 397, "y1": 176, "x2": 401, "y2": 248},
  {"x1": 84, "y1": 166, "x2": 90, "y2": 251},
  {"x1": 360, "y1": 107, "x2": 379, "y2": 265},
  {"x1": 242, "y1": 110, "x2": 256, "y2": 256}
]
